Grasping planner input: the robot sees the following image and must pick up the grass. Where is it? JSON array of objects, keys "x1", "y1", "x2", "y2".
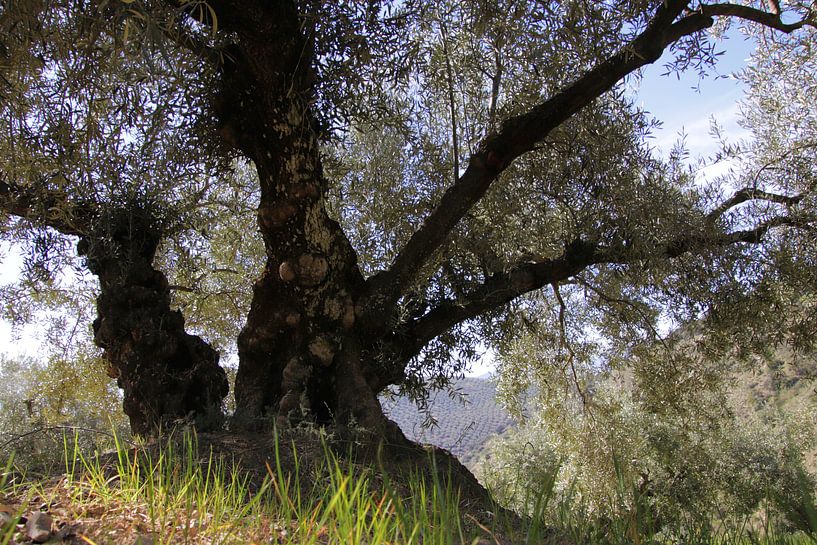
[
  {"x1": 1, "y1": 429, "x2": 816, "y2": 545},
  {"x1": 0, "y1": 429, "x2": 505, "y2": 545}
]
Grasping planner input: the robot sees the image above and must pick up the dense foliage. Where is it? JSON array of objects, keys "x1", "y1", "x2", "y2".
[
  {"x1": 481, "y1": 330, "x2": 817, "y2": 538},
  {"x1": 478, "y1": 23, "x2": 817, "y2": 536}
]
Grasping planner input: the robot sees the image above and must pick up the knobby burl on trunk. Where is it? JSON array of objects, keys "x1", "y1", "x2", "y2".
[
  {"x1": 0, "y1": 180, "x2": 229, "y2": 437},
  {"x1": 213, "y1": 3, "x2": 388, "y2": 434}
]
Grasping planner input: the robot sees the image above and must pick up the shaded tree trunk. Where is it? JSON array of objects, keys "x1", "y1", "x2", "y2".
[
  {"x1": 211, "y1": 3, "x2": 395, "y2": 436},
  {"x1": 226, "y1": 82, "x2": 389, "y2": 432},
  {"x1": 78, "y1": 207, "x2": 228, "y2": 436}
]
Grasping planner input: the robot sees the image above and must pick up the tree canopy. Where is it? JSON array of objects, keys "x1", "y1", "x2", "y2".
[{"x1": 0, "y1": 0, "x2": 815, "y2": 442}]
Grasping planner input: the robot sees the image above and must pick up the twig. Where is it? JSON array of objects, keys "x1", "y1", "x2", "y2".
[
  {"x1": 0, "y1": 425, "x2": 136, "y2": 452},
  {"x1": 551, "y1": 283, "x2": 591, "y2": 412}
]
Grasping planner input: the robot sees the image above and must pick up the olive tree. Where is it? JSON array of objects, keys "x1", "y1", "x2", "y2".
[
  {"x1": 1, "y1": 0, "x2": 815, "y2": 442},
  {"x1": 481, "y1": 22, "x2": 817, "y2": 530}
]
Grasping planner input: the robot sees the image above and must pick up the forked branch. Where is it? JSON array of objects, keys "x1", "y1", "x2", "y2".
[
  {"x1": 400, "y1": 212, "x2": 813, "y2": 358},
  {"x1": 700, "y1": 3, "x2": 816, "y2": 32},
  {"x1": 706, "y1": 188, "x2": 803, "y2": 221},
  {"x1": 361, "y1": 0, "x2": 697, "y2": 327},
  {"x1": 363, "y1": 0, "x2": 815, "y2": 334}
]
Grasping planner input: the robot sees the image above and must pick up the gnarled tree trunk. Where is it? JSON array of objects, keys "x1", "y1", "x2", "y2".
[
  {"x1": 211, "y1": 3, "x2": 395, "y2": 436},
  {"x1": 78, "y1": 207, "x2": 228, "y2": 436}
]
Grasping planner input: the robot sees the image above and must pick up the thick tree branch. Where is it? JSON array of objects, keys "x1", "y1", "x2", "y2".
[
  {"x1": 700, "y1": 3, "x2": 816, "y2": 32},
  {"x1": 706, "y1": 188, "x2": 803, "y2": 221},
  {"x1": 360, "y1": 0, "x2": 703, "y2": 329},
  {"x1": 664, "y1": 215, "x2": 812, "y2": 256},
  {"x1": 362, "y1": 0, "x2": 813, "y2": 334},
  {"x1": 395, "y1": 213, "x2": 812, "y2": 370},
  {"x1": 400, "y1": 239, "x2": 603, "y2": 359},
  {"x1": 0, "y1": 177, "x2": 92, "y2": 236}
]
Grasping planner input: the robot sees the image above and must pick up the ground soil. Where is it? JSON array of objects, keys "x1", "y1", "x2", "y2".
[{"x1": 2, "y1": 424, "x2": 531, "y2": 544}]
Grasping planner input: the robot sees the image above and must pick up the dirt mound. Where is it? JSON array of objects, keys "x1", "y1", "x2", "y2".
[{"x1": 97, "y1": 422, "x2": 521, "y2": 531}]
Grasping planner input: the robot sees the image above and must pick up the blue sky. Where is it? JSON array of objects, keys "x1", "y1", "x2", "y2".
[{"x1": 636, "y1": 28, "x2": 755, "y2": 160}]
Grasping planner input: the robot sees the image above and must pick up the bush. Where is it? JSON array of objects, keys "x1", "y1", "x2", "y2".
[
  {"x1": 477, "y1": 347, "x2": 817, "y2": 541},
  {"x1": 0, "y1": 352, "x2": 129, "y2": 472}
]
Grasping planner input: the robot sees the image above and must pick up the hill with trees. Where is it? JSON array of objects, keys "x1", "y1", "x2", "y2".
[
  {"x1": 381, "y1": 376, "x2": 519, "y2": 467},
  {"x1": 381, "y1": 348, "x2": 816, "y2": 475}
]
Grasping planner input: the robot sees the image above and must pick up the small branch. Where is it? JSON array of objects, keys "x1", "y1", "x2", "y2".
[
  {"x1": 575, "y1": 277, "x2": 670, "y2": 351},
  {"x1": 440, "y1": 20, "x2": 460, "y2": 184},
  {"x1": 488, "y1": 45, "x2": 503, "y2": 130},
  {"x1": 168, "y1": 266, "x2": 243, "y2": 294},
  {"x1": 0, "y1": 177, "x2": 92, "y2": 236},
  {"x1": 148, "y1": 1, "x2": 227, "y2": 66},
  {"x1": 706, "y1": 188, "x2": 803, "y2": 221},
  {"x1": 749, "y1": 143, "x2": 817, "y2": 188},
  {"x1": 552, "y1": 282, "x2": 590, "y2": 409},
  {"x1": 725, "y1": 215, "x2": 814, "y2": 243},
  {"x1": 403, "y1": 239, "x2": 601, "y2": 353},
  {"x1": 168, "y1": 284, "x2": 196, "y2": 293},
  {"x1": 169, "y1": 20, "x2": 224, "y2": 66},
  {"x1": 0, "y1": 425, "x2": 137, "y2": 452},
  {"x1": 661, "y1": 215, "x2": 811, "y2": 257},
  {"x1": 700, "y1": 3, "x2": 816, "y2": 32}
]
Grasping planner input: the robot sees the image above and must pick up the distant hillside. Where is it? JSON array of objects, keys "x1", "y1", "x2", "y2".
[{"x1": 380, "y1": 377, "x2": 516, "y2": 468}]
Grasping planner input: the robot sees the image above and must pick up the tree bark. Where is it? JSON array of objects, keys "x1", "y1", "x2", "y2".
[
  {"x1": 208, "y1": 3, "x2": 389, "y2": 433},
  {"x1": 2, "y1": 179, "x2": 229, "y2": 436},
  {"x1": 78, "y1": 207, "x2": 228, "y2": 436},
  {"x1": 226, "y1": 81, "x2": 388, "y2": 431}
]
